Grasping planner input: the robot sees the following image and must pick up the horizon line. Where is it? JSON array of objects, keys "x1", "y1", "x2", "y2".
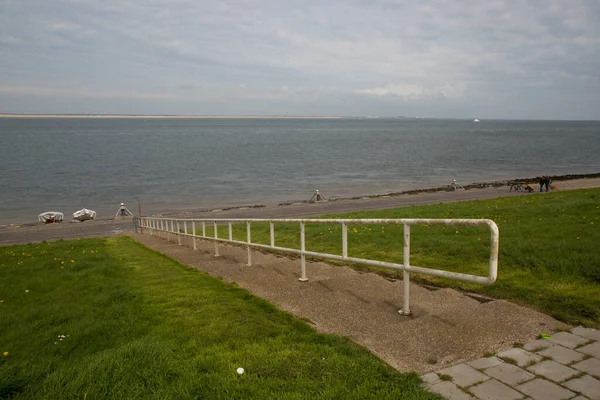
[{"x1": 0, "y1": 113, "x2": 598, "y2": 122}]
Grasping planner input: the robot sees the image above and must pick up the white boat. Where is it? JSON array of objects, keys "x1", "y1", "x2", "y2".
[
  {"x1": 473, "y1": 118, "x2": 480, "y2": 122},
  {"x1": 73, "y1": 208, "x2": 96, "y2": 222},
  {"x1": 38, "y1": 211, "x2": 64, "y2": 223}
]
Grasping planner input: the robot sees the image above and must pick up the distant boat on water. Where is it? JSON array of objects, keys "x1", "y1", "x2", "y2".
[{"x1": 473, "y1": 118, "x2": 480, "y2": 122}]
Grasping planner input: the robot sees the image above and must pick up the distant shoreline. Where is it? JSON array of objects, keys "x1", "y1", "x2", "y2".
[{"x1": 0, "y1": 113, "x2": 341, "y2": 119}]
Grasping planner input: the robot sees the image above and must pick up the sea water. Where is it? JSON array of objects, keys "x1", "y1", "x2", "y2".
[{"x1": 1, "y1": 117, "x2": 599, "y2": 224}]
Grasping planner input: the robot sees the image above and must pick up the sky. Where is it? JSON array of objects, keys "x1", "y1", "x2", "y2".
[{"x1": 0, "y1": 0, "x2": 599, "y2": 119}]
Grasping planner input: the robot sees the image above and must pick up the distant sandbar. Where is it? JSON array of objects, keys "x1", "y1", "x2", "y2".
[{"x1": 0, "y1": 114, "x2": 341, "y2": 119}]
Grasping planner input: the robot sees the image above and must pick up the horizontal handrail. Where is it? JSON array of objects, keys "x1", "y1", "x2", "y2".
[{"x1": 135, "y1": 217, "x2": 499, "y2": 316}]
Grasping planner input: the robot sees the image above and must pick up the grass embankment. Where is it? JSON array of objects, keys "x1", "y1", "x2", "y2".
[
  {"x1": 0, "y1": 237, "x2": 439, "y2": 399},
  {"x1": 205, "y1": 188, "x2": 600, "y2": 328}
]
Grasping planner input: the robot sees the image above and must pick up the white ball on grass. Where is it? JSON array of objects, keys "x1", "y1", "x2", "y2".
[{"x1": 236, "y1": 367, "x2": 244, "y2": 375}]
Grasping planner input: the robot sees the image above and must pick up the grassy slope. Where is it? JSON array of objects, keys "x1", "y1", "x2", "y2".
[
  {"x1": 206, "y1": 188, "x2": 600, "y2": 327},
  {"x1": 0, "y1": 237, "x2": 439, "y2": 400}
]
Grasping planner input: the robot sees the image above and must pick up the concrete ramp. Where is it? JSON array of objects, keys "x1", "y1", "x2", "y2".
[{"x1": 127, "y1": 232, "x2": 568, "y2": 373}]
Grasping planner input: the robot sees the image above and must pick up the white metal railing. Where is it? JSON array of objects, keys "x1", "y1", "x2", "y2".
[{"x1": 134, "y1": 217, "x2": 499, "y2": 316}]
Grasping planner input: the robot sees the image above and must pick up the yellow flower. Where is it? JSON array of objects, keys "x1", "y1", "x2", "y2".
[
  {"x1": 70, "y1": 260, "x2": 75, "y2": 263},
  {"x1": 25, "y1": 290, "x2": 29, "y2": 293},
  {"x1": 2, "y1": 352, "x2": 8, "y2": 356}
]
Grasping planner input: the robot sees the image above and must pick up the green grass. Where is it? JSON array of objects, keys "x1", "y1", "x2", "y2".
[
  {"x1": 0, "y1": 237, "x2": 440, "y2": 399},
  {"x1": 199, "y1": 188, "x2": 600, "y2": 327}
]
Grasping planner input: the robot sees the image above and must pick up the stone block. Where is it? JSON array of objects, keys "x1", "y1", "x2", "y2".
[
  {"x1": 538, "y1": 345, "x2": 586, "y2": 365},
  {"x1": 563, "y1": 374, "x2": 600, "y2": 400},
  {"x1": 572, "y1": 357, "x2": 600, "y2": 378},
  {"x1": 468, "y1": 357, "x2": 504, "y2": 370},
  {"x1": 497, "y1": 348, "x2": 542, "y2": 367},
  {"x1": 523, "y1": 340, "x2": 554, "y2": 352},
  {"x1": 470, "y1": 379, "x2": 524, "y2": 400},
  {"x1": 572, "y1": 326, "x2": 600, "y2": 341},
  {"x1": 437, "y1": 363, "x2": 490, "y2": 387},
  {"x1": 547, "y1": 332, "x2": 590, "y2": 349},
  {"x1": 484, "y1": 363, "x2": 536, "y2": 385},
  {"x1": 578, "y1": 342, "x2": 600, "y2": 359},
  {"x1": 516, "y1": 378, "x2": 575, "y2": 400},
  {"x1": 527, "y1": 360, "x2": 579, "y2": 383},
  {"x1": 428, "y1": 381, "x2": 474, "y2": 400},
  {"x1": 421, "y1": 372, "x2": 441, "y2": 385}
]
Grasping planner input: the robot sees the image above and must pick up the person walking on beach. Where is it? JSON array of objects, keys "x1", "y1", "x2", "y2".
[
  {"x1": 545, "y1": 176, "x2": 551, "y2": 192},
  {"x1": 539, "y1": 176, "x2": 545, "y2": 192}
]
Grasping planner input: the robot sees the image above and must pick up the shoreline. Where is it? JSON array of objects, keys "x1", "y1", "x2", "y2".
[
  {"x1": 159, "y1": 172, "x2": 600, "y2": 216},
  {"x1": 2, "y1": 172, "x2": 600, "y2": 229}
]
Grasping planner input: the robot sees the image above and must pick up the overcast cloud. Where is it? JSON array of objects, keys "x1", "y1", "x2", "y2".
[{"x1": 0, "y1": 0, "x2": 599, "y2": 119}]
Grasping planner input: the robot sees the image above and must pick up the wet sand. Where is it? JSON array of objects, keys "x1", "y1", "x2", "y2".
[{"x1": 2, "y1": 176, "x2": 599, "y2": 246}]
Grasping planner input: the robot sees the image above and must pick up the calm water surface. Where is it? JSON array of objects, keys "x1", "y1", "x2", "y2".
[{"x1": 1, "y1": 118, "x2": 599, "y2": 224}]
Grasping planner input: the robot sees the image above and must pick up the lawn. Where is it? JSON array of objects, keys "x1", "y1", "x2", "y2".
[
  {"x1": 0, "y1": 237, "x2": 440, "y2": 399},
  {"x1": 202, "y1": 188, "x2": 600, "y2": 328}
]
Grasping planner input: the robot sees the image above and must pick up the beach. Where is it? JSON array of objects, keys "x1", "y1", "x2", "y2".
[{"x1": 2, "y1": 176, "x2": 599, "y2": 246}]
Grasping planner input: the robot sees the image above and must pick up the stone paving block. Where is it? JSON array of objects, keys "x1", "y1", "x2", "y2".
[
  {"x1": 468, "y1": 357, "x2": 504, "y2": 370},
  {"x1": 538, "y1": 344, "x2": 586, "y2": 365},
  {"x1": 547, "y1": 332, "x2": 590, "y2": 349},
  {"x1": 497, "y1": 348, "x2": 543, "y2": 367},
  {"x1": 527, "y1": 360, "x2": 580, "y2": 383},
  {"x1": 573, "y1": 326, "x2": 600, "y2": 342},
  {"x1": 572, "y1": 357, "x2": 600, "y2": 378},
  {"x1": 484, "y1": 363, "x2": 536, "y2": 385},
  {"x1": 579, "y1": 342, "x2": 600, "y2": 359},
  {"x1": 437, "y1": 363, "x2": 490, "y2": 387},
  {"x1": 564, "y1": 374, "x2": 600, "y2": 400},
  {"x1": 428, "y1": 381, "x2": 474, "y2": 400},
  {"x1": 421, "y1": 372, "x2": 441, "y2": 385},
  {"x1": 516, "y1": 378, "x2": 575, "y2": 400},
  {"x1": 523, "y1": 340, "x2": 555, "y2": 352},
  {"x1": 470, "y1": 379, "x2": 524, "y2": 400}
]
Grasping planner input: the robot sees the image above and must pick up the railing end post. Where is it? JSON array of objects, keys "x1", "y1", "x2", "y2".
[{"x1": 298, "y1": 277, "x2": 308, "y2": 282}]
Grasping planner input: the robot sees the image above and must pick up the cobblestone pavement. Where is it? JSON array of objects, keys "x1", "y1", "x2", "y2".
[{"x1": 422, "y1": 327, "x2": 600, "y2": 400}]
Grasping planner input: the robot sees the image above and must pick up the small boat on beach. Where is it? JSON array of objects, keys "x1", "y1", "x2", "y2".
[
  {"x1": 473, "y1": 118, "x2": 480, "y2": 122},
  {"x1": 38, "y1": 211, "x2": 64, "y2": 224},
  {"x1": 73, "y1": 208, "x2": 96, "y2": 222}
]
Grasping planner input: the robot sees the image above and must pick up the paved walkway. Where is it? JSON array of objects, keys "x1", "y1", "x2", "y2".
[
  {"x1": 126, "y1": 232, "x2": 598, "y2": 391},
  {"x1": 423, "y1": 327, "x2": 600, "y2": 400},
  {"x1": 131, "y1": 230, "x2": 599, "y2": 399}
]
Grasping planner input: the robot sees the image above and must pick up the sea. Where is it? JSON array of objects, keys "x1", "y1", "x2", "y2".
[{"x1": 1, "y1": 117, "x2": 599, "y2": 225}]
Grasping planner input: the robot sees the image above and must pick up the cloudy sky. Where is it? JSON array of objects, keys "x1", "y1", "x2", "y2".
[{"x1": 1, "y1": 0, "x2": 599, "y2": 119}]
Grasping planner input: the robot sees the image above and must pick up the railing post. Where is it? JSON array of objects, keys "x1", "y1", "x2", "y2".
[
  {"x1": 202, "y1": 221, "x2": 206, "y2": 237},
  {"x1": 229, "y1": 222, "x2": 233, "y2": 241},
  {"x1": 213, "y1": 221, "x2": 219, "y2": 257},
  {"x1": 177, "y1": 221, "x2": 182, "y2": 245},
  {"x1": 160, "y1": 220, "x2": 164, "y2": 239},
  {"x1": 184, "y1": 220, "x2": 187, "y2": 236},
  {"x1": 192, "y1": 221, "x2": 197, "y2": 250},
  {"x1": 213, "y1": 221, "x2": 219, "y2": 256},
  {"x1": 270, "y1": 222, "x2": 275, "y2": 247},
  {"x1": 342, "y1": 221, "x2": 348, "y2": 258},
  {"x1": 399, "y1": 223, "x2": 412, "y2": 316},
  {"x1": 246, "y1": 221, "x2": 252, "y2": 266},
  {"x1": 299, "y1": 222, "x2": 308, "y2": 281}
]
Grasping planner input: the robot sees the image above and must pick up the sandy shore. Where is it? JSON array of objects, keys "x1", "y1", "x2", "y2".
[{"x1": 2, "y1": 176, "x2": 599, "y2": 246}]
